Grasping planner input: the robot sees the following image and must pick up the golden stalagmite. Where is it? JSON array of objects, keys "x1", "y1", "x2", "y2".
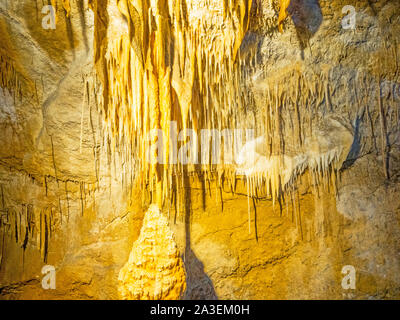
[{"x1": 118, "y1": 204, "x2": 186, "y2": 300}]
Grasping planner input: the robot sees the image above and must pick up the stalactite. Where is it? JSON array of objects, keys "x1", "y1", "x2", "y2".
[
  {"x1": 377, "y1": 78, "x2": 390, "y2": 179},
  {"x1": 50, "y1": 135, "x2": 64, "y2": 224},
  {"x1": 278, "y1": 0, "x2": 291, "y2": 33},
  {"x1": 79, "y1": 77, "x2": 86, "y2": 154},
  {"x1": 296, "y1": 189, "x2": 303, "y2": 240},
  {"x1": 43, "y1": 210, "x2": 49, "y2": 263},
  {"x1": 80, "y1": 181, "x2": 85, "y2": 216},
  {"x1": 65, "y1": 181, "x2": 70, "y2": 222},
  {"x1": 88, "y1": 85, "x2": 100, "y2": 183},
  {"x1": 0, "y1": 185, "x2": 4, "y2": 210},
  {"x1": 62, "y1": 0, "x2": 71, "y2": 18},
  {"x1": 0, "y1": 52, "x2": 21, "y2": 101}
]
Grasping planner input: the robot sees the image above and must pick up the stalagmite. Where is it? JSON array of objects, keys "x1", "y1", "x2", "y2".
[{"x1": 118, "y1": 204, "x2": 186, "y2": 300}]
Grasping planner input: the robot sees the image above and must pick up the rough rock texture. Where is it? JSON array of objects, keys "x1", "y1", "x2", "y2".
[
  {"x1": 0, "y1": 0, "x2": 399, "y2": 300},
  {"x1": 118, "y1": 204, "x2": 186, "y2": 300}
]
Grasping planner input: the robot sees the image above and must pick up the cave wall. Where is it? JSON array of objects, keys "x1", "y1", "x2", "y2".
[{"x1": 0, "y1": 0, "x2": 399, "y2": 299}]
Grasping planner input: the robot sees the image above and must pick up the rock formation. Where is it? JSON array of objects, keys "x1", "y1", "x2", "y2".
[
  {"x1": 0, "y1": 0, "x2": 399, "y2": 300},
  {"x1": 118, "y1": 204, "x2": 186, "y2": 300}
]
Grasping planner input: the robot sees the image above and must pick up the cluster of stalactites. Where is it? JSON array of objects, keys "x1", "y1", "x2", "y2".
[
  {"x1": 81, "y1": 0, "x2": 295, "y2": 208},
  {"x1": 0, "y1": 52, "x2": 21, "y2": 101},
  {"x1": 91, "y1": 0, "x2": 254, "y2": 206},
  {"x1": 0, "y1": 205, "x2": 54, "y2": 264}
]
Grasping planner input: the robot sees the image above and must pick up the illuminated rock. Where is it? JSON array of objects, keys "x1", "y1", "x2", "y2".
[
  {"x1": 1, "y1": 0, "x2": 400, "y2": 301},
  {"x1": 118, "y1": 204, "x2": 186, "y2": 300}
]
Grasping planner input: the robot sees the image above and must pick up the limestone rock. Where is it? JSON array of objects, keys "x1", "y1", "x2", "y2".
[{"x1": 0, "y1": 0, "x2": 399, "y2": 301}]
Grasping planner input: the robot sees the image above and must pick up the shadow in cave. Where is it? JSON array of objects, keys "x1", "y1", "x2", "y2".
[
  {"x1": 181, "y1": 169, "x2": 218, "y2": 300},
  {"x1": 341, "y1": 113, "x2": 364, "y2": 170},
  {"x1": 287, "y1": 0, "x2": 323, "y2": 59}
]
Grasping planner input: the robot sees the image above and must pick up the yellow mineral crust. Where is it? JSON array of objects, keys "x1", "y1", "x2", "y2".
[
  {"x1": 278, "y1": 0, "x2": 291, "y2": 32},
  {"x1": 62, "y1": 0, "x2": 71, "y2": 17},
  {"x1": 118, "y1": 204, "x2": 186, "y2": 300}
]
